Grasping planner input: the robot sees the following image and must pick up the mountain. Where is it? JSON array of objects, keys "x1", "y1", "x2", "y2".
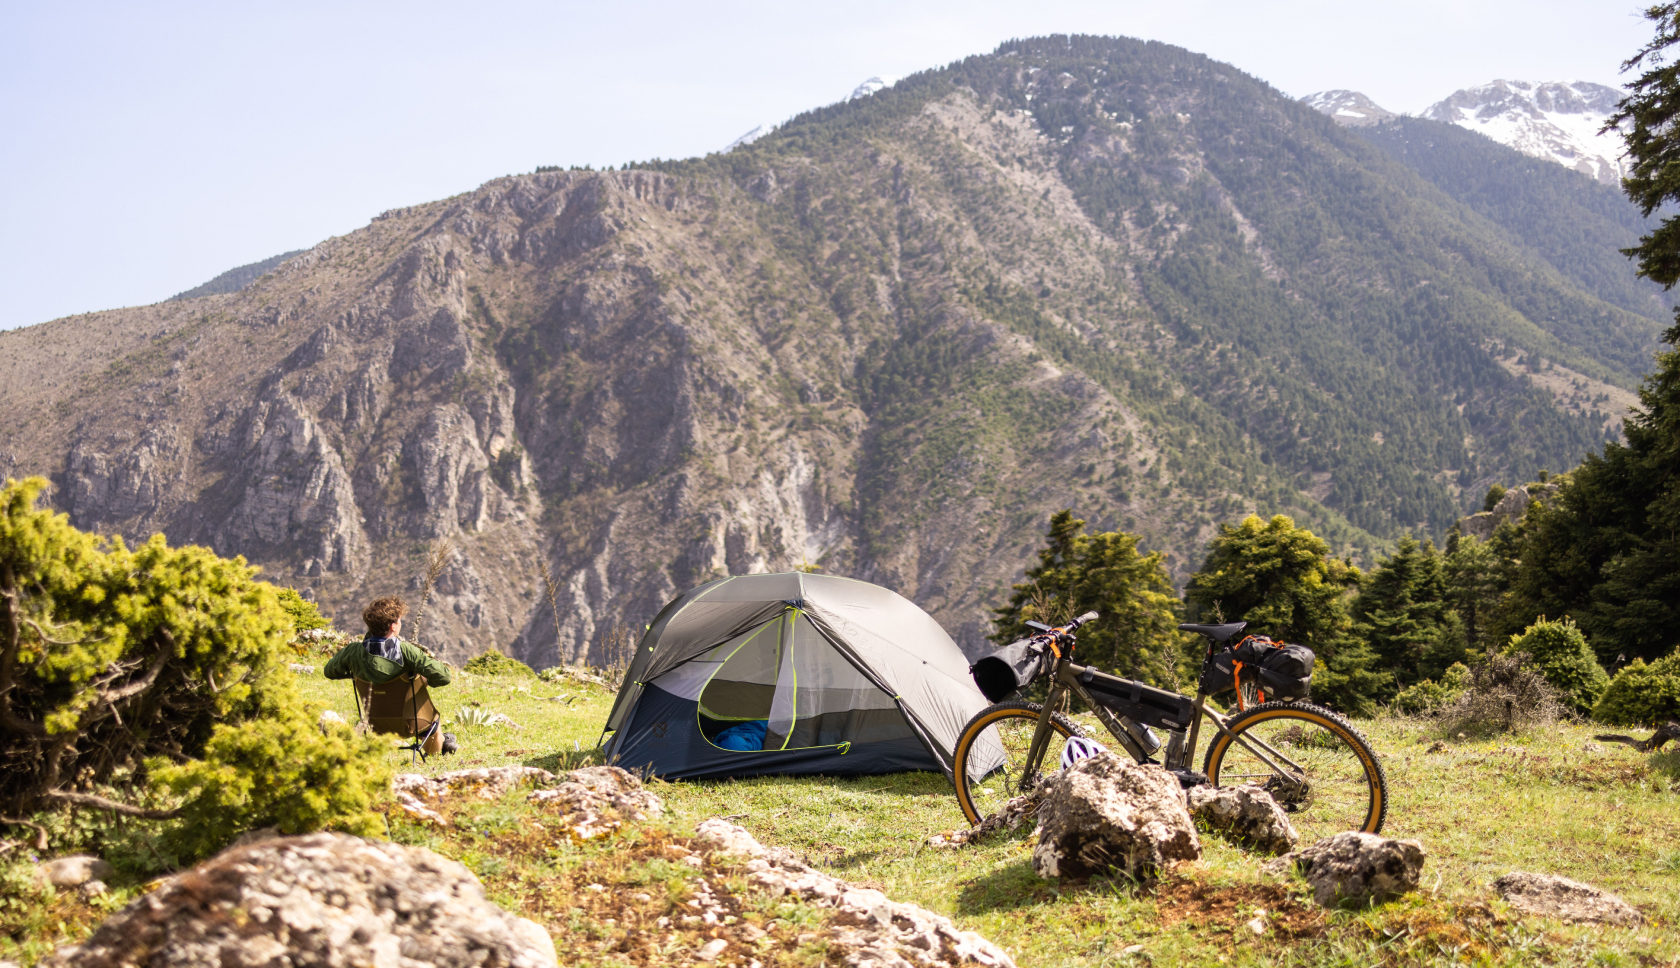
[
  {"x1": 1299, "y1": 90, "x2": 1395, "y2": 127},
  {"x1": 170, "y1": 250, "x2": 308, "y2": 300},
  {"x1": 726, "y1": 77, "x2": 900, "y2": 152},
  {"x1": 0, "y1": 35, "x2": 1662, "y2": 668},
  {"x1": 1420, "y1": 80, "x2": 1627, "y2": 187}
]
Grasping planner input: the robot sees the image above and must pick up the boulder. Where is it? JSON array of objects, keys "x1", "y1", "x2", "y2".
[
  {"x1": 1185, "y1": 785, "x2": 1298, "y2": 854},
  {"x1": 43, "y1": 833, "x2": 556, "y2": 967},
  {"x1": 1265, "y1": 832, "x2": 1426, "y2": 907},
  {"x1": 391, "y1": 765, "x2": 559, "y2": 825},
  {"x1": 1493, "y1": 871, "x2": 1642, "y2": 925},
  {"x1": 1031, "y1": 752, "x2": 1201, "y2": 881},
  {"x1": 39, "y1": 855, "x2": 113, "y2": 889},
  {"x1": 696, "y1": 818, "x2": 1016, "y2": 967},
  {"x1": 526, "y1": 766, "x2": 664, "y2": 839}
]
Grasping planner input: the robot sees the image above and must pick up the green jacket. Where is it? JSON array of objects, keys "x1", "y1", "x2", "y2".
[{"x1": 323, "y1": 636, "x2": 453, "y2": 686}]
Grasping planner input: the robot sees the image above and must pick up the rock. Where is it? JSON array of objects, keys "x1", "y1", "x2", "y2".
[
  {"x1": 39, "y1": 855, "x2": 113, "y2": 889},
  {"x1": 42, "y1": 833, "x2": 556, "y2": 967},
  {"x1": 695, "y1": 938, "x2": 729, "y2": 961},
  {"x1": 1582, "y1": 741, "x2": 1604, "y2": 753},
  {"x1": 1426, "y1": 740, "x2": 1449, "y2": 753},
  {"x1": 288, "y1": 663, "x2": 317, "y2": 674},
  {"x1": 929, "y1": 791, "x2": 1043, "y2": 848},
  {"x1": 1265, "y1": 832, "x2": 1426, "y2": 907},
  {"x1": 394, "y1": 765, "x2": 556, "y2": 801},
  {"x1": 695, "y1": 818, "x2": 1015, "y2": 967},
  {"x1": 1185, "y1": 785, "x2": 1298, "y2": 854},
  {"x1": 526, "y1": 766, "x2": 664, "y2": 839},
  {"x1": 79, "y1": 880, "x2": 107, "y2": 898},
  {"x1": 318, "y1": 709, "x2": 346, "y2": 726},
  {"x1": 1031, "y1": 752, "x2": 1200, "y2": 882},
  {"x1": 1493, "y1": 871, "x2": 1643, "y2": 925}
]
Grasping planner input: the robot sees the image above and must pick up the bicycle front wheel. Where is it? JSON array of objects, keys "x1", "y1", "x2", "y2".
[
  {"x1": 1203, "y1": 701, "x2": 1388, "y2": 836},
  {"x1": 952, "y1": 701, "x2": 1085, "y2": 827}
]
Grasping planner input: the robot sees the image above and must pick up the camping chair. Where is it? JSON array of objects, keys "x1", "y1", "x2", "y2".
[{"x1": 352, "y1": 674, "x2": 443, "y2": 763}]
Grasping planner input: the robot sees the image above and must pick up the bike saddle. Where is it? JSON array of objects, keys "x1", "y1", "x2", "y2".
[{"x1": 1177, "y1": 622, "x2": 1247, "y2": 643}]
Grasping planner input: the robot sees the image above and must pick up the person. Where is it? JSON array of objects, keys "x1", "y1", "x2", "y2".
[{"x1": 324, "y1": 596, "x2": 457, "y2": 755}]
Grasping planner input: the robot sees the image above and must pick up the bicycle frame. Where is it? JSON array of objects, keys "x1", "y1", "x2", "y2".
[{"x1": 1017, "y1": 649, "x2": 1308, "y2": 793}]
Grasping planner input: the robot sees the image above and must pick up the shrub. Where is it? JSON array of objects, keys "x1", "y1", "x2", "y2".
[
  {"x1": 0, "y1": 477, "x2": 389, "y2": 856},
  {"x1": 1393, "y1": 662, "x2": 1471, "y2": 715},
  {"x1": 1440, "y1": 652, "x2": 1563, "y2": 734},
  {"x1": 152, "y1": 710, "x2": 391, "y2": 862},
  {"x1": 1501, "y1": 617, "x2": 1609, "y2": 714},
  {"x1": 463, "y1": 647, "x2": 536, "y2": 678},
  {"x1": 1592, "y1": 651, "x2": 1680, "y2": 726},
  {"x1": 276, "y1": 586, "x2": 332, "y2": 633}
]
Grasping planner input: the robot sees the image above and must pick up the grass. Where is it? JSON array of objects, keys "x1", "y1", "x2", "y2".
[{"x1": 7, "y1": 665, "x2": 1679, "y2": 966}]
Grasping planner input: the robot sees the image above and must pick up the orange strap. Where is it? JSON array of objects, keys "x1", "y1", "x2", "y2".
[{"x1": 1232, "y1": 660, "x2": 1246, "y2": 711}]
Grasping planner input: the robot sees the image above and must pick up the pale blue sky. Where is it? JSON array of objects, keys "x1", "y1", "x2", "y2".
[{"x1": 0, "y1": 0, "x2": 1649, "y2": 331}]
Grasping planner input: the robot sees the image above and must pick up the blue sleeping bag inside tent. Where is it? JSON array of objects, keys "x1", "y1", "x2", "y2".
[{"x1": 713, "y1": 720, "x2": 768, "y2": 751}]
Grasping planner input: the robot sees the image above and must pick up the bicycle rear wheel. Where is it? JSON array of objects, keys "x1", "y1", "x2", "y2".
[
  {"x1": 952, "y1": 700, "x2": 1085, "y2": 827},
  {"x1": 1202, "y1": 701, "x2": 1388, "y2": 836}
]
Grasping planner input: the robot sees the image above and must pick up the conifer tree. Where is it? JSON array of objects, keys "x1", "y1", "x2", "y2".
[
  {"x1": 992, "y1": 510, "x2": 1188, "y2": 687},
  {"x1": 1351, "y1": 536, "x2": 1469, "y2": 692},
  {"x1": 1185, "y1": 515, "x2": 1386, "y2": 715}
]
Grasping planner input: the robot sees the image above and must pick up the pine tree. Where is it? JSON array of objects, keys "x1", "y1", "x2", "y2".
[
  {"x1": 1442, "y1": 532, "x2": 1506, "y2": 655},
  {"x1": 1185, "y1": 515, "x2": 1386, "y2": 715},
  {"x1": 1352, "y1": 536, "x2": 1468, "y2": 693},
  {"x1": 992, "y1": 510, "x2": 1188, "y2": 687}
]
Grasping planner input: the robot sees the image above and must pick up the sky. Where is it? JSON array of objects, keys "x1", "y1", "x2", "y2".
[{"x1": 0, "y1": 0, "x2": 1652, "y2": 331}]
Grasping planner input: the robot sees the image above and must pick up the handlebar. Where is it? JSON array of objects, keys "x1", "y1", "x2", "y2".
[{"x1": 1024, "y1": 612, "x2": 1099, "y2": 660}]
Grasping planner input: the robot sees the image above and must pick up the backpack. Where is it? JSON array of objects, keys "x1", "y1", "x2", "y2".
[{"x1": 1197, "y1": 635, "x2": 1315, "y2": 704}]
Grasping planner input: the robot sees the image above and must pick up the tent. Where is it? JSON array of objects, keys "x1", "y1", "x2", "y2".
[{"x1": 601, "y1": 573, "x2": 1002, "y2": 781}]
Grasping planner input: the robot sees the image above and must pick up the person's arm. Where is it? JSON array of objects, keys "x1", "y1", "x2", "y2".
[
  {"x1": 322, "y1": 641, "x2": 355, "y2": 680},
  {"x1": 402, "y1": 642, "x2": 452, "y2": 686}
]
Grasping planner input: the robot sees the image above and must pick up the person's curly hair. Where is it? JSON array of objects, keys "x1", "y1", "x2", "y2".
[{"x1": 363, "y1": 597, "x2": 408, "y2": 637}]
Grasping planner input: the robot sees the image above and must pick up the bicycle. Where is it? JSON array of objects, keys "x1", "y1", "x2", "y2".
[{"x1": 952, "y1": 613, "x2": 1388, "y2": 840}]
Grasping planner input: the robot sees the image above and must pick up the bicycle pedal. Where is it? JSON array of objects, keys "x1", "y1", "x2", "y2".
[{"x1": 1169, "y1": 768, "x2": 1209, "y2": 789}]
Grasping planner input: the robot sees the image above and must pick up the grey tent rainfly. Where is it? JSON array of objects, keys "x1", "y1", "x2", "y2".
[{"x1": 601, "y1": 573, "x2": 1004, "y2": 782}]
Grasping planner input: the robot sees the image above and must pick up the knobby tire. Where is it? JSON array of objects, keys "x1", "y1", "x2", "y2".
[
  {"x1": 1202, "y1": 700, "x2": 1388, "y2": 835},
  {"x1": 952, "y1": 700, "x2": 1085, "y2": 827}
]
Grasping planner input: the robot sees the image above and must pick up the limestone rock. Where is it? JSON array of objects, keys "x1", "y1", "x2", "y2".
[
  {"x1": 695, "y1": 818, "x2": 1015, "y2": 967},
  {"x1": 393, "y1": 764, "x2": 556, "y2": 801},
  {"x1": 1031, "y1": 752, "x2": 1200, "y2": 881},
  {"x1": 1494, "y1": 871, "x2": 1643, "y2": 925},
  {"x1": 1185, "y1": 784, "x2": 1298, "y2": 854},
  {"x1": 42, "y1": 833, "x2": 557, "y2": 967},
  {"x1": 1265, "y1": 832, "x2": 1426, "y2": 907},
  {"x1": 526, "y1": 765, "x2": 664, "y2": 839},
  {"x1": 39, "y1": 855, "x2": 113, "y2": 889}
]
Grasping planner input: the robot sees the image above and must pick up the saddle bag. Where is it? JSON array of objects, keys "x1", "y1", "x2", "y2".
[
  {"x1": 1077, "y1": 667, "x2": 1195, "y2": 731},
  {"x1": 970, "y1": 638, "x2": 1047, "y2": 702},
  {"x1": 1197, "y1": 636, "x2": 1315, "y2": 702},
  {"x1": 1234, "y1": 636, "x2": 1315, "y2": 701}
]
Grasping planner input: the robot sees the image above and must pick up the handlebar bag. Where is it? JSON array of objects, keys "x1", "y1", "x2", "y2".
[
  {"x1": 1233, "y1": 636, "x2": 1315, "y2": 701},
  {"x1": 970, "y1": 638, "x2": 1046, "y2": 702},
  {"x1": 1078, "y1": 668, "x2": 1195, "y2": 730}
]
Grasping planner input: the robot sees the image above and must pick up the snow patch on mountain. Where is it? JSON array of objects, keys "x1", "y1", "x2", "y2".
[
  {"x1": 726, "y1": 77, "x2": 899, "y2": 151},
  {"x1": 1300, "y1": 90, "x2": 1397, "y2": 127},
  {"x1": 1421, "y1": 80, "x2": 1627, "y2": 186},
  {"x1": 848, "y1": 76, "x2": 898, "y2": 101}
]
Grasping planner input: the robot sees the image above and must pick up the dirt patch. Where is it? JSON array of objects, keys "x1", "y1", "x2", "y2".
[{"x1": 1154, "y1": 873, "x2": 1326, "y2": 943}]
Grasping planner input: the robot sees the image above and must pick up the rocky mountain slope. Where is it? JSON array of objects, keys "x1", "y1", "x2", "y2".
[
  {"x1": 0, "y1": 36, "x2": 1663, "y2": 668},
  {"x1": 1298, "y1": 90, "x2": 1396, "y2": 127}
]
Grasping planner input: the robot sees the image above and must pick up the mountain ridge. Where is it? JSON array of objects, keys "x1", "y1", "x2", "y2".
[{"x1": 0, "y1": 35, "x2": 1662, "y2": 669}]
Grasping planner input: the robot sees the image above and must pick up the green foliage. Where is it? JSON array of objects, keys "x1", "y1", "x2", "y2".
[
  {"x1": 1502, "y1": 618, "x2": 1610, "y2": 714},
  {"x1": 275, "y1": 585, "x2": 331, "y2": 633},
  {"x1": 1185, "y1": 514, "x2": 1386, "y2": 715},
  {"x1": 0, "y1": 477, "x2": 389, "y2": 858},
  {"x1": 1612, "y1": 2, "x2": 1680, "y2": 289},
  {"x1": 1, "y1": 477, "x2": 296, "y2": 815},
  {"x1": 463, "y1": 648, "x2": 537, "y2": 679},
  {"x1": 1443, "y1": 532, "x2": 1511, "y2": 655},
  {"x1": 151, "y1": 711, "x2": 391, "y2": 862},
  {"x1": 1393, "y1": 662, "x2": 1472, "y2": 715},
  {"x1": 1352, "y1": 537, "x2": 1472, "y2": 694},
  {"x1": 991, "y1": 510, "x2": 1188, "y2": 687},
  {"x1": 1592, "y1": 651, "x2": 1680, "y2": 726}
]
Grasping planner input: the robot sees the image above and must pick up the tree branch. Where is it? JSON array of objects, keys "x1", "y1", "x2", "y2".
[
  {"x1": 43, "y1": 790, "x2": 181, "y2": 820},
  {"x1": 0, "y1": 815, "x2": 50, "y2": 851}
]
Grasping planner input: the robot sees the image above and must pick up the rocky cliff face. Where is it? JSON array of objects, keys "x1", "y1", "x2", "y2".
[
  {"x1": 0, "y1": 38, "x2": 1658, "y2": 668},
  {"x1": 1421, "y1": 80, "x2": 1627, "y2": 186}
]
